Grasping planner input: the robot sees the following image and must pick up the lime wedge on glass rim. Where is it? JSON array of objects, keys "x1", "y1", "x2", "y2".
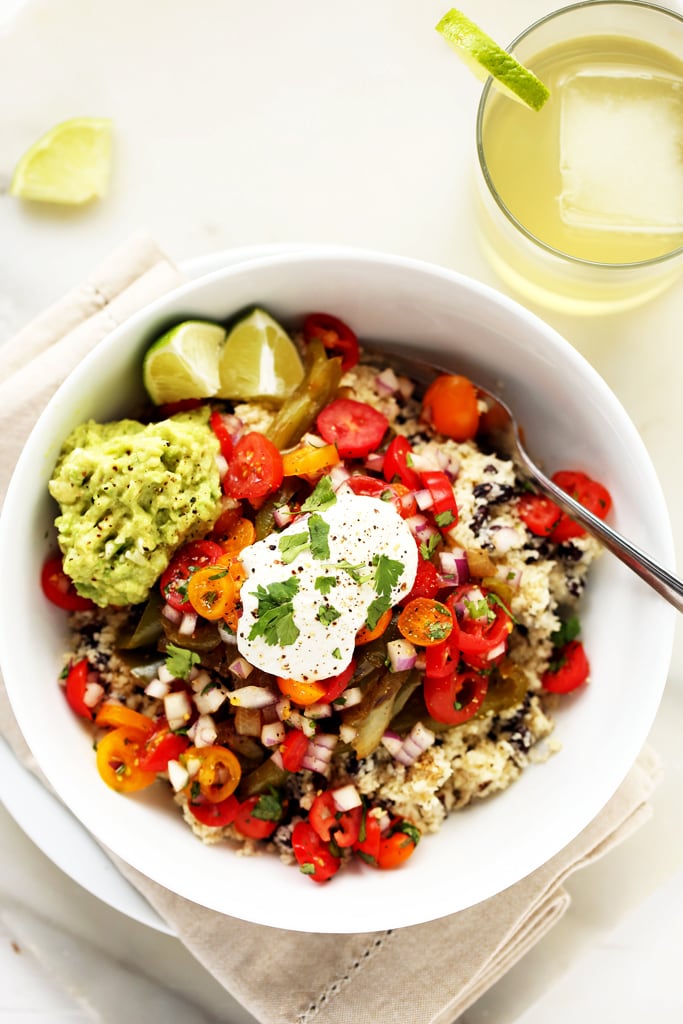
[
  {"x1": 143, "y1": 321, "x2": 226, "y2": 404},
  {"x1": 436, "y1": 8, "x2": 550, "y2": 111},
  {"x1": 9, "y1": 117, "x2": 113, "y2": 204},
  {"x1": 217, "y1": 308, "x2": 305, "y2": 403}
]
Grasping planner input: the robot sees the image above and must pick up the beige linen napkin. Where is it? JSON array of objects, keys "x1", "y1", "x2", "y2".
[{"x1": 0, "y1": 236, "x2": 662, "y2": 1024}]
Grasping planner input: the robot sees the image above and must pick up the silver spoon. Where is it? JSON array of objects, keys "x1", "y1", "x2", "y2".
[{"x1": 368, "y1": 349, "x2": 683, "y2": 614}]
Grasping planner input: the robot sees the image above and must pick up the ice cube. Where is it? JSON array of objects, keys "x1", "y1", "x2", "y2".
[{"x1": 559, "y1": 69, "x2": 683, "y2": 233}]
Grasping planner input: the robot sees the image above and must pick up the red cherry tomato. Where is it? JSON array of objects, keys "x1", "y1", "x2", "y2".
[
  {"x1": 138, "y1": 719, "x2": 190, "y2": 772},
  {"x1": 317, "y1": 399, "x2": 389, "y2": 459},
  {"x1": 233, "y1": 795, "x2": 280, "y2": 839},
  {"x1": 424, "y1": 668, "x2": 489, "y2": 725},
  {"x1": 223, "y1": 432, "x2": 284, "y2": 504},
  {"x1": 292, "y1": 821, "x2": 341, "y2": 883},
  {"x1": 549, "y1": 471, "x2": 612, "y2": 544},
  {"x1": 450, "y1": 586, "x2": 512, "y2": 668},
  {"x1": 421, "y1": 470, "x2": 458, "y2": 530},
  {"x1": 542, "y1": 640, "x2": 590, "y2": 694},
  {"x1": 421, "y1": 375, "x2": 480, "y2": 441},
  {"x1": 280, "y1": 729, "x2": 310, "y2": 772},
  {"x1": 41, "y1": 556, "x2": 95, "y2": 612},
  {"x1": 517, "y1": 494, "x2": 563, "y2": 537},
  {"x1": 209, "y1": 410, "x2": 234, "y2": 462},
  {"x1": 188, "y1": 793, "x2": 239, "y2": 827},
  {"x1": 302, "y1": 312, "x2": 359, "y2": 373},
  {"x1": 401, "y1": 555, "x2": 441, "y2": 606},
  {"x1": 160, "y1": 540, "x2": 224, "y2": 612},
  {"x1": 319, "y1": 660, "x2": 357, "y2": 703},
  {"x1": 309, "y1": 791, "x2": 337, "y2": 842},
  {"x1": 377, "y1": 820, "x2": 420, "y2": 869},
  {"x1": 345, "y1": 475, "x2": 416, "y2": 518},
  {"x1": 64, "y1": 659, "x2": 95, "y2": 719},
  {"x1": 383, "y1": 435, "x2": 421, "y2": 490},
  {"x1": 352, "y1": 810, "x2": 382, "y2": 861}
]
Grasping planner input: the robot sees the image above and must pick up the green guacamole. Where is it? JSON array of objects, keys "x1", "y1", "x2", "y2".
[{"x1": 49, "y1": 409, "x2": 222, "y2": 607}]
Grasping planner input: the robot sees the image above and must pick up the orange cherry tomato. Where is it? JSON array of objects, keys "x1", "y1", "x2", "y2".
[
  {"x1": 96, "y1": 726, "x2": 158, "y2": 793},
  {"x1": 355, "y1": 608, "x2": 392, "y2": 646},
  {"x1": 95, "y1": 702, "x2": 154, "y2": 736},
  {"x1": 397, "y1": 598, "x2": 453, "y2": 647},
  {"x1": 219, "y1": 517, "x2": 256, "y2": 556},
  {"x1": 421, "y1": 375, "x2": 480, "y2": 441},
  {"x1": 184, "y1": 745, "x2": 242, "y2": 803},
  {"x1": 377, "y1": 821, "x2": 420, "y2": 869},
  {"x1": 277, "y1": 676, "x2": 326, "y2": 706}
]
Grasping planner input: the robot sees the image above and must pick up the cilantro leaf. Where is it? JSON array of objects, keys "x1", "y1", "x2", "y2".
[
  {"x1": 373, "y1": 554, "x2": 404, "y2": 597},
  {"x1": 300, "y1": 862, "x2": 316, "y2": 875},
  {"x1": 278, "y1": 532, "x2": 309, "y2": 564},
  {"x1": 435, "y1": 509, "x2": 456, "y2": 528},
  {"x1": 248, "y1": 578, "x2": 300, "y2": 647},
  {"x1": 464, "y1": 597, "x2": 493, "y2": 621},
  {"x1": 302, "y1": 475, "x2": 337, "y2": 512},
  {"x1": 551, "y1": 615, "x2": 581, "y2": 647},
  {"x1": 165, "y1": 643, "x2": 200, "y2": 680},
  {"x1": 251, "y1": 788, "x2": 283, "y2": 822},
  {"x1": 419, "y1": 534, "x2": 440, "y2": 560},
  {"x1": 317, "y1": 603, "x2": 341, "y2": 625},
  {"x1": 393, "y1": 821, "x2": 421, "y2": 846},
  {"x1": 308, "y1": 513, "x2": 331, "y2": 560},
  {"x1": 365, "y1": 595, "x2": 391, "y2": 631},
  {"x1": 315, "y1": 575, "x2": 337, "y2": 594}
]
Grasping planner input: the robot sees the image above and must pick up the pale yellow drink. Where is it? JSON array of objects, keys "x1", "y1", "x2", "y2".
[{"x1": 475, "y1": 3, "x2": 683, "y2": 315}]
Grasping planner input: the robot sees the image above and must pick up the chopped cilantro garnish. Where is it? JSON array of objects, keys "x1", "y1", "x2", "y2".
[
  {"x1": 464, "y1": 597, "x2": 493, "y2": 621},
  {"x1": 300, "y1": 862, "x2": 316, "y2": 875},
  {"x1": 393, "y1": 821, "x2": 421, "y2": 845},
  {"x1": 434, "y1": 509, "x2": 456, "y2": 528},
  {"x1": 550, "y1": 615, "x2": 581, "y2": 648},
  {"x1": 486, "y1": 591, "x2": 517, "y2": 624},
  {"x1": 419, "y1": 534, "x2": 440, "y2": 560},
  {"x1": 365, "y1": 595, "x2": 391, "y2": 631},
  {"x1": 428, "y1": 621, "x2": 450, "y2": 641},
  {"x1": 248, "y1": 578, "x2": 300, "y2": 647},
  {"x1": 308, "y1": 513, "x2": 331, "y2": 560},
  {"x1": 315, "y1": 575, "x2": 337, "y2": 594},
  {"x1": 317, "y1": 603, "x2": 342, "y2": 625},
  {"x1": 165, "y1": 643, "x2": 200, "y2": 680},
  {"x1": 251, "y1": 787, "x2": 283, "y2": 822},
  {"x1": 373, "y1": 553, "x2": 404, "y2": 597},
  {"x1": 332, "y1": 647, "x2": 342, "y2": 660},
  {"x1": 278, "y1": 532, "x2": 309, "y2": 564},
  {"x1": 302, "y1": 475, "x2": 337, "y2": 512}
]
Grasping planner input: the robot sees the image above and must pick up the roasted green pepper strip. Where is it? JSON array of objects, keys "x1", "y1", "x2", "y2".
[
  {"x1": 341, "y1": 668, "x2": 413, "y2": 759},
  {"x1": 267, "y1": 339, "x2": 342, "y2": 450},
  {"x1": 238, "y1": 756, "x2": 288, "y2": 798},
  {"x1": 117, "y1": 590, "x2": 165, "y2": 650}
]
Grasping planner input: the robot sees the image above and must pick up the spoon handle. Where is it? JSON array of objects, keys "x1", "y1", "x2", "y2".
[{"x1": 526, "y1": 461, "x2": 683, "y2": 614}]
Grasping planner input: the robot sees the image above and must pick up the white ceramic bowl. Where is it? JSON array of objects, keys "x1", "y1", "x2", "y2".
[{"x1": 0, "y1": 249, "x2": 675, "y2": 933}]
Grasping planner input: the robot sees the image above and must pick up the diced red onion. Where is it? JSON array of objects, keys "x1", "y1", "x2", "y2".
[
  {"x1": 145, "y1": 677, "x2": 170, "y2": 699},
  {"x1": 364, "y1": 452, "x2": 385, "y2": 473},
  {"x1": 194, "y1": 685, "x2": 227, "y2": 715},
  {"x1": 486, "y1": 641, "x2": 508, "y2": 662},
  {"x1": 158, "y1": 663, "x2": 175, "y2": 684},
  {"x1": 408, "y1": 450, "x2": 441, "y2": 473},
  {"x1": 167, "y1": 759, "x2": 189, "y2": 792},
  {"x1": 270, "y1": 749, "x2": 285, "y2": 770},
  {"x1": 406, "y1": 514, "x2": 434, "y2": 541},
  {"x1": 497, "y1": 565, "x2": 522, "y2": 590},
  {"x1": 374, "y1": 367, "x2": 400, "y2": 395},
  {"x1": 191, "y1": 669, "x2": 212, "y2": 693},
  {"x1": 339, "y1": 724, "x2": 358, "y2": 744},
  {"x1": 301, "y1": 754, "x2": 332, "y2": 774},
  {"x1": 331, "y1": 783, "x2": 362, "y2": 812},
  {"x1": 304, "y1": 702, "x2": 332, "y2": 719},
  {"x1": 415, "y1": 488, "x2": 434, "y2": 511},
  {"x1": 335, "y1": 686, "x2": 362, "y2": 709},
  {"x1": 329, "y1": 464, "x2": 351, "y2": 491},
  {"x1": 162, "y1": 602, "x2": 182, "y2": 625},
  {"x1": 301, "y1": 432, "x2": 328, "y2": 449},
  {"x1": 164, "y1": 690, "x2": 192, "y2": 731},
  {"x1": 312, "y1": 733, "x2": 338, "y2": 751},
  {"x1": 397, "y1": 376, "x2": 415, "y2": 400},
  {"x1": 178, "y1": 611, "x2": 197, "y2": 636},
  {"x1": 438, "y1": 549, "x2": 469, "y2": 585},
  {"x1": 376, "y1": 809, "x2": 392, "y2": 833},
  {"x1": 273, "y1": 504, "x2": 295, "y2": 528},
  {"x1": 393, "y1": 721, "x2": 436, "y2": 766},
  {"x1": 490, "y1": 526, "x2": 520, "y2": 554},
  {"x1": 275, "y1": 698, "x2": 291, "y2": 722},
  {"x1": 386, "y1": 639, "x2": 417, "y2": 672},
  {"x1": 228, "y1": 685, "x2": 277, "y2": 709},
  {"x1": 261, "y1": 721, "x2": 285, "y2": 747},
  {"x1": 228, "y1": 657, "x2": 253, "y2": 679},
  {"x1": 215, "y1": 453, "x2": 229, "y2": 478},
  {"x1": 381, "y1": 730, "x2": 403, "y2": 757},
  {"x1": 192, "y1": 714, "x2": 217, "y2": 748},
  {"x1": 83, "y1": 681, "x2": 105, "y2": 708}
]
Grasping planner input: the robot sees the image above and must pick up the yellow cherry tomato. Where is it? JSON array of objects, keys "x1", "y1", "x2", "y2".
[
  {"x1": 277, "y1": 676, "x2": 326, "y2": 707},
  {"x1": 96, "y1": 726, "x2": 158, "y2": 793},
  {"x1": 282, "y1": 442, "x2": 340, "y2": 479},
  {"x1": 187, "y1": 564, "x2": 237, "y2": 620},
  {"x1": 95, "y1": 702, "x2": 154, "y2": 736},
  {"x1": 184, "y1": 744, "x2": 242, "y2": 803}
]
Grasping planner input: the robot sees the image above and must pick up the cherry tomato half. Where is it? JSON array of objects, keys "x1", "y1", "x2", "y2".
[
  {"x1": 420, "y1": 470, "x2": 458, "y2": 530},
  {"x1": 138, "y1": 720, "x2": 190, "y2": 773},
  {"x1": 188, "y1": 793, "x2": 239, "y2": 827},
  {"x1": 95, "y1": 702, "x2": 154, "y2": 736},
  {"x1": 352, "y1": 810, "x2": 381, "y2": 861},
  {"x1": 41, "y1": 555, "x2": 95, "y2": 612},
  {"x1": 185, "y1": 744, "x2": 242, "y2": 803},
  {"x1": 377, "y1": 820, "x2": 420, "y2": 869},
  {"x1": 317, "y1": 399, "x2": 389, "y2": 459},
  {"x1": 160, "y1": 539, "x2": 224, "y2": 612},
  {"x1": 280, "y1": 729, "x2": 310, "y2": 772},
  {"x1": 96, "y1": 726, "x2": 158, "y2": 793},
  {"x1": 397, "y1": 598, "x2": 453, "y2": 647},
  {"x1": 424, "y1": 669, "x2": 489, "y2": 725},
  {"x1": 401, "y1": 555, "x2": 441, "y2": 605},
  {"x1": 421, "y1": 375, "x2": 480, "y2": 441},
  {"x1": 223, "y1": 432, "x2": 284, "y2": 504},
  {"x1": 292, "y1": 821, "x2": 341, "y2": 883},
  {"x1": 383, "y1": 435, "x2": 421, "y2": 490},
  {"x1": 517, "y1": 494, "x2": 563, "y2": 537},
  {"x1": 541, "y1": 640, "x2": 590, "y2": 694},
  {"x1": 550, "y1": 471, "x2": 613, "y2": 544},
  {"x1": 302, "y1": 312, "x2": 360, "y2": 373},
  {"x1": 233, "y1": 794, "x2": 280, "y2": 839},
  {"x1": 64, "y1": 659, "x2": 95, "y2": 720}
]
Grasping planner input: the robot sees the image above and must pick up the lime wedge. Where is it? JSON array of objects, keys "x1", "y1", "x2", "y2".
[
  {"x1": 436, "y1": 9, "x2": 549, "y2": 111},
  {"x1": 217, "y1": 308, "x2": 305, "y2": 403},
  {"x1": 143, "y1": 321, "x2": 227, "y2": 404},
  {"x1": 10, "y1": 117, "x2": 113, "y2": 204}
]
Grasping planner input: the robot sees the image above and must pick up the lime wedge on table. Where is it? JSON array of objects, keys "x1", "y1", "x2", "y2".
[
  {"x1": 217, "y1": 308, "x2": 305, "y2": 402},
  {"x1": 143, "y1": 321, "x2": 226, "y2": 404},
  {"x1": 10, "y1": 117, "x2": 113, "y2": 204},
  {"x1": 436, "y1": 9, "x2": 550, "y2": 112}
]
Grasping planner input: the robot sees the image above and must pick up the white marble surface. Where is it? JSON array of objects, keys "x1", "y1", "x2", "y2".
[{"x1": 1, "y1": 0, "x2": 683, "y2": 1021}]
